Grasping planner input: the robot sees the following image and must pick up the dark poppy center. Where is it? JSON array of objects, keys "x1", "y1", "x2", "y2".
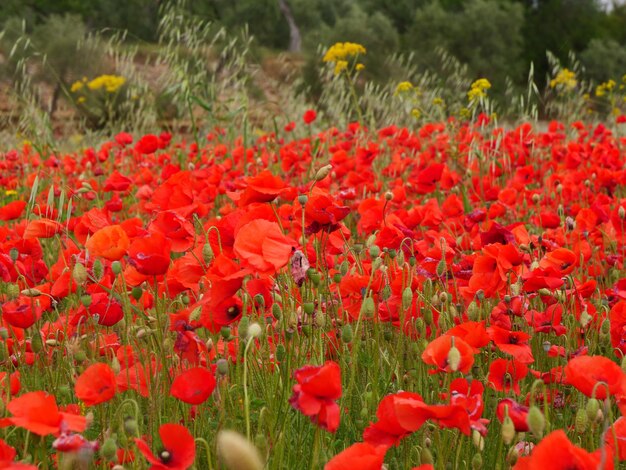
[
  {"x1": 226, "y1": 305, "x2": 240, "y2": 319},
  {"x1": 508, "y1": 335, "x2": 519, "y2": 344},
  {"x1": 159, "y1": 450, "x2": 172, "y2": 463}
]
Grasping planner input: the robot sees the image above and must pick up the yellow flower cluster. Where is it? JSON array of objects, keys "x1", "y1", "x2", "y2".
[
  {"x1": 323, "y1": 42, "x2": 366, "y2": 75},
  {"x1": 71, "y1": 75, "x2": 126, "y2": 94},
  {"x1": 549, "y1": 69, "x2": 577, "y2": 90},
  {"x1": 596, "y1": 79, "x2": 616, "y2": 97},
  {"x1": 467, "y1": 78, "x2": 491, "y2": 101},
  {"x1": 394, "y1": 81, "x2": 413, "y2": 95}
]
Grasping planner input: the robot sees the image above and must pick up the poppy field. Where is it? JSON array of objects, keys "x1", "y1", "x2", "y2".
[{"x1": 2, "y1": 91, "x2": 626, "y2": 470}]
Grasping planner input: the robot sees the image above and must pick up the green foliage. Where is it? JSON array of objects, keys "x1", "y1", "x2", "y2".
[{"x1": 580, "y1": 38, "x2": 626, "y2": 84}]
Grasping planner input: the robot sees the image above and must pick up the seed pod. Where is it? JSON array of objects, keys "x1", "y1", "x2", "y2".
[
  {"x1": 124, "y1": 417, "x2": 138, "y2": 437},
  {"x1": 303, "y1": 302, "x2": 315, "y2": 315},
  {"x1": 217, "y1": 359, "x2": 229, "y2": 375},
  {"x1": 369, "y1": 245, "x2": 380, "y2": 258},
  {"x1": 297, "y1": 194, "x2": 308, "y2": 206}
]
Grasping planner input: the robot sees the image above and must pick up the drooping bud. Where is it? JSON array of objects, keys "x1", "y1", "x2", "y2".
[
  {"x1": 100, "y1": 436, "x2": 118, "y2": 462},
  {"x1": 73, "y1": 263, "x2": 88, "y2": 285},
  {"x1": 314, "y1": 164, "x2": 333, "y2": 182},
  {"x1": 586, "y1": 398, "x2": 600, "y2": 422},
  {"x1": 619, "y1": 206, "x2": 626, "y2": 220},
  {"x1": 123, "y1": 417, "x2": 138, "y2": 437},
  {"x1": 203, "y1": 243, "x2": 214, "y2": 264},
  {"x1": 526, "y1": 405, "x2": 545, "y2": 438}
]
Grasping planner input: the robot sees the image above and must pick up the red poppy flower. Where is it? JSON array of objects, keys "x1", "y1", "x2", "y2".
[
  {"x1": 605, "y1": 416, "x2": 626, "y2": 461},
  {"x1": 289, "y1": 361, "x2": 342, "y2": 433},
  {"x1": 230, "y1": 170, "x2": 287, "y2": 207},
  {"x1": 134, "y1": 423, "x2": 196, "y2": 470},
  {"x1": 170, "y1": 367, "x2": 216, "y2": 405},
  {"x1": 303, "y1": 109, "x2": 317, "y2": 125},
  {"x1": 513, "y1": 429, "x2": 612, "y2": 470},
  {"x1": 233, "y1": 220, "x2": 297, "y2": 275},
  {"x1": 3, "y1": 391, "x2": 86, "y2": 436},
  {"x1": 88, "y1": 291, "x2": 124, "y2": 327},
  {"x1": 564, "y1": 355, "x2": 626, "y2": 399},
  {"x1": 85, "y1": 225, "x2": 130, "y2": 261},
  {"x1": 421, "y1": 335, "x2": 475, "y2": 374},
  {"x1": 135, "y1": 134, "x2": 160, "y2": 154},
  {"x1": 363, "y1": 392, "x2": 425, "y2": 447},
  {"x1": 148, "y1": 211, "x2": 196, "y2": 253},
  {"x1": 496, "y1": 398, "x2": 529, "y2": 432},
  {"x1": 128, "y1": 233, "x2": 172, "y2": 276},
  {"x1": 304, "y1": 190, "x2": 351, "y2": 234},
  {"x1": 0, "y1": 437, "x2": 37, "y2": 469},
  {"x1": 488, "y1": 358, "x2": 529, "y2": 394},
  {"x1": 487, "y1": 325, "x2": 534, "y2": 364},
  {"x1": 23, "y1": 218, "x2": 63, "y2": 239},
  {"x1": 0, "y1": 200, "x2": 26, "y2": 221},
  {"x1": 75, "y1": 363, "x2": 117, "y2": 406},
  {"x1": 324, "y1": 442, "x2": 387, "y2": 470}
]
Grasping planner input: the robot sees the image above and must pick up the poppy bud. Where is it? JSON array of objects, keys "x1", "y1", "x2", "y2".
[
  {"x1": 341, "y1": 324, "x2": 353, "y2": 343},
  {"x1": 111, "y1": 261, "x2": 122, "y2": 275},
  {"x1": 501, "y1": 414, "x2": 515, "y2": 445},
  {"x1": 303, "y1": 302, "x2": 315, "y2": 315},
  {"x1": 92, "y1": 259, "x2": 104, "y2": 281},
  {"x1": 420, "y1": 447, "x2": 434, "y2": 465},
  {"x1": 73, "y1": 263, "x2": 88, "y2": 284},
  {"x1": 275, "y1": 344, "x2": 286, "y2": 362},
  {"x1": 409, "y1": 256, "x2": 416, "y2": 267},
  {"x1": 619, "y1": 206, "x2": 626, "y2": 220},
  {"x1": 380, "y1": 285, "x2": 392, "y2": 301},
  {"x1": 272, "y1": 304, "x2": 282, "y2": 320},
  {"x1": 100, "y1": 436, "x2": 118, "y2": 462},
  {"x1": 471, "y1": 453, "x2": 483, "y2": 470},
  {"x1": 0, "y1": 328, "x2": 8, "y2": 340},
  {"x1": 472, "y1": 430, "x2": 484, "y2": 451},
  {"x1": 527, "y1": 406, "x2": 545, "y2": 438},
  {"x1": 247, "y1": 323, "x2": 262, "y2": 340},
  {"x1": 131, "y1": 287, "x2": 142, "y2": 301},
  {"x1": 575, "y1": 408, "x2": 588, "y2": 434},
  {"x1": 372, "y1": 258, "x2": 383, "y2": 271},
  {"x1": 124, "y1": 417, "x2": 138, "y2": 436},
  {"x1": 74, "y1": 350, "x2": 87, "y2": 362},
  {"x1": 21, "y1": 288, "x2": 42, "y2": 297},
  {"x1": 30, "y1": 333, "x2": 43, "y2": 353},
  {"x1": 297, "y1": 194, "x2": 308, "y2": 206},
  {"x1": 6, "y1": 284, "x2": 19, "y2": 300},
  {"x1": 621, "y1": 355, "x2": 626, "y2": 374},
  {"x1": 447, "y1": 343, "x2": 461, "y2": 372},
  {"x1": 383, "y1": 330, "x2": 393, "y2": 341},
  {"x1": 507, "y1": 447, "x2": 519, "y2": 466},
  {"x1": 601, "y1": 319, "x2": 610, "y2": 335},
  {"x1": 217, "y1": 359, "x2": 229, "y2": 375},
  {"x1": 360, "y1": 297, "x2": 375, "y2": 318},
  {"x1": 586, "y1": 398, "x2": 600, "y2": 421},
  {"x1": 238, "y1": 317, "x2": 249, "y2": 339},
  {"x1": 189, "y1": 306, "x2": 202, "y2": 323},
  {"x1": 532, "y1": 194, "x2": 540, "y2": 203},
  {"x1": 203, "y1": 243, "x2": 214, "y2": 263},
  {"x1": 402, "y1": 287, "x2": 413, "y2": 311},
  {"x1": 111, "y1": 356, "x2": 121, "y2": 375},
  {"x1": 81, "y1": 294, "x2": 92, "y2": 307},
  {"x1": 475, "y1": 289, "x2": 484, "y2": 300},
  {"x1": 314, "y1": 313, "x2": 326, "y2": 328},
  {"x1": 436, "y1": 259, "x2": 446, "y2": 277},
  {"x1": 314, "y1": 164, "x2": 333, "y2": 182},
  {"x1": 217, "y1": 430, "x2": 264, "y2": 470},
  {"x1": 253, "y1": 294, "x2": 265, "y2": 309},
  {"x1": 307, "y1": 269, "x2": 321, "y2": 287},
  {"x1": 369, "y1": 245, "x2": 380, "y2": 258},
  {"x1": 9, "y1": 247, "x2": 18, "y2": 262}
]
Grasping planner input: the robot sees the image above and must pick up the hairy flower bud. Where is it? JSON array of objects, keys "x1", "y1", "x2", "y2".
[
  {"x1": 217, "y1": 430, "x2": 264, "y2": 470},
  {"x1": 527, "y1": 406, "x2": 545, "y2": 438}
]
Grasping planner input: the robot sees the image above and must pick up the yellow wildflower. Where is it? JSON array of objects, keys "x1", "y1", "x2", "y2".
[
  {"x1": 334, "y1": 61, "x2": 348, "y2": 75},
  {"x1": 432, "y1": 97, "x2": 444, "y2": 106},
  {"x1": 4, "y1": 190, "x2": 17, "y2": 196},
  {"x1": 411, "y1": 109, "x2": 421, "y2": 119},
  {"x1": 394, "y1": 81, "x2": 413, "y2": 96},
  {"x1": 77, "y1": 96, "x2": 86, "y2": 104},
  {"x1": 87, "y1": 74, "x2": 126, "y2": 93},
  {"x1": 70, "y1": 81, "x2": 84, "y2": 93},
  {"x1": 356, "y1": 63, "x2": 365, "y2": 71},
  {"x1": 323, "y1": 42, "x2": 366, "y2": 63},
  {"x1": 468, "y1": 78, "x2": 491, "y2": 101},
  {"x1": 596, "y1": 79, "x2": 616, "y2": 97},
  {"x1": 549, "y1": 69, "x2": 577, "y2": 91}
]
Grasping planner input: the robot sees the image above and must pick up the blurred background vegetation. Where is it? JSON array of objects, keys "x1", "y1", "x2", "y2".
[{"x1": 0, "y1": 0, "x2": 625, "y2": 143}]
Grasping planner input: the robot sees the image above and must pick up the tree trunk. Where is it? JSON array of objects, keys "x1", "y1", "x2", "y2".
[{"x1": 278, "y1": 0, "x2": 301, "y2": 53}]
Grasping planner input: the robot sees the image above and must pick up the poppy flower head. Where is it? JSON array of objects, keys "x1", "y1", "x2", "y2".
[{"x1": 134, "y1": 423, "x2": 196, "y2": 470}]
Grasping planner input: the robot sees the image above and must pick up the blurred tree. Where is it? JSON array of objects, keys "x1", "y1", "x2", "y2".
[{"x1": 580, "y1": 38, "x2": 626, "y2": 82}]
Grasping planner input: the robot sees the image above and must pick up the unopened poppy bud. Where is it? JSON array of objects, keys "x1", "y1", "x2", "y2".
[
  {"x1": 74, "y1": 350, "x2": 87, "y2": 362},
  {"x1": 475, "y1": 289, "x2": 484, "y2": 300},
  {"x1": 369, "y1": 245, "x2": 380, "y2": 258},
  {"x1": 111, "y1": 261, "x2": 122, "y2": 275},
  {"x1": 527, "y1": 406, "x2": 545, "y2": 438},
  {"x1": 303, "y1": 302, "x2": 315, "y2": 315},
  {"x1": 92, "y1": 259, "x2": 104, "y2": 281},
  {"x1": 100, "y1": 436, "x2": 117, "y2": 461},
  {"x1": 501, "y1": 415, "x2": 515, "y2": 445},
  {"x1": 124, "y1": 417, "x2": 138, "y2": 437},
  {"x1": 0, "y1": 328, "x2": 8, "y2": 340},
  {"x1": 73, "y1": 263, "x2": 88, "y2": 284},
  {"x1": 436, "y1": 259, "x2": 446, "y2": 277},
  {"x1": 272, "y1": 304, "x2": 282, "y2": 320},
  {"x1": 575, "y1": 408, "x2": 588, "y2": 433},
  {"x1": 402, "y1": 287, "x2": 413, "y2": 310},
  {"x1": 314, "y1": 312, "x2": 326, "y2": 328},
  {"x1": 532, "y1": 193, "x2": 540, "y2": 203},
  {"x1": 57, "y1": 384, "x2": 71, "y2": 400},
  {"x1": 314, "y1": 164, "x2": 332, "y2": 182},
  {"x1": 21, "y1": 288, "x2": 42, "y2": 297},
  {"x1": 447, "y1": 343, "x2": 461, "y2": 372},
  {"x1": 80, "y1": 295, "x2": 92, "y2": 307},
  {"x1": 297, "y1": 194, "x2": 308, "y2": 206},
  {"x1": 30, "y1": 334, "x2": 43, "y2": 353},
  {"x1": 586, "y1": 398, "x2": 600, "y2": 421},
  {"x1": 131, "y1": 287, "x2": 142, "y2": 301},
  {"x1": 472, "y1": 430, "x2": 484, "y2": 451},
  {"x1": 507, "y1": 447, "x2": 519, "y2": 466},
  {"x1": 471, "y1": 453, "x2": 483, "y2": 470},
  {"x1": 360, "y1": 297, "x2": 375, "y2": 317},
  {"x1": 253, "y1": 294, "x2": 265, "y2": 309},
  {"x1": 111, "y1": 466, "x2": 124, "y2": 470},
  {"x1": 601, "y1": 319, "x2": 610, "y2": 335},
  {"x1": 247, "y1": 323, "x2": 262, "y2": 340},
  {"x1": 621, "y1": 355, "x2": 626, "y2": 373},
  {"x1": 217, "y1": 359, "x2": 229, "y2": 375},
  {"x1": 9, "y1": 247, "x2": 18, "y2": 263},
  {"x1": 238, "y1": 317, "x2": 249, "y2": 338},
  {"x1": 189, "y1": 306, "x2": 202, "y2": 323},
  {"x1": 420, "y1": 447, "x2": 434, "y2": 465},
  {"x1": 384, "y1": 191, "x2": 393, "y2": 201},
  {"x1": 341, "y1": 324, "x2": 353, "y2": 343},
  {"x1": 111, "y1": 356, "x2": 121, "y2": 375},
  {"x1": 275, "y1": 344, "x2": 286, "y2": 362},
  {"x1": 6, "y1": 283, "x2": 19, "y2": 300},
  {"x1": 307, "y1": 269, "x2": 321, "y2": 286},
  {"x1": 203, "y1": 243, "x2": 214, "y2": 263},
  {"x1": 381, "y1": 285, "x2": 392, "y2": 301},
  {"x1": 181, "y1": 294, "x2": 190, "y2": 305},
  {"x1": 619, "y1": 206, "x2": 626, "y2": 220},
  {"x1": 217, "y1": 430, "x2": 264, "y2": 470}
]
